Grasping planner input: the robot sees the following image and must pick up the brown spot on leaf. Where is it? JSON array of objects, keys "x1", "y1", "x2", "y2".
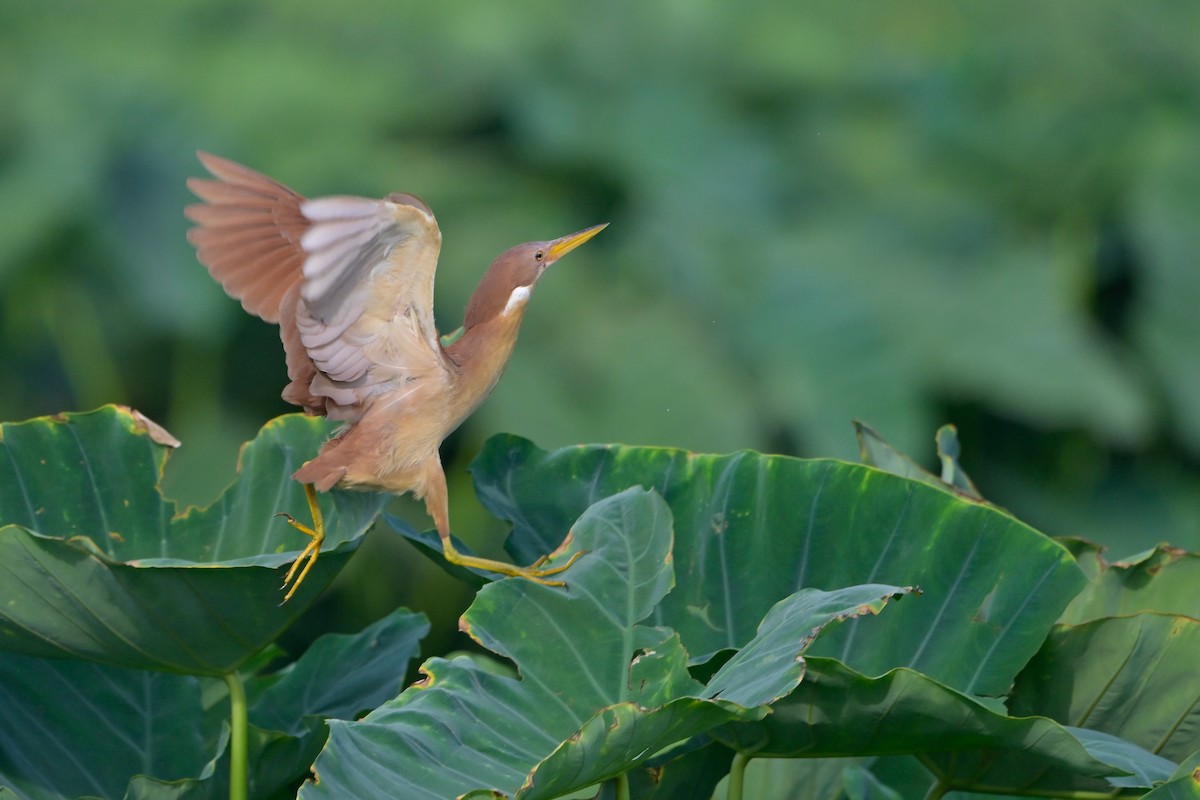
[
  {"x1": 549, "y1": 531, "x2": 576, "y2": 557},
  {"x1": 412, "y1": 665, "x2": 435, "y2": 689}
]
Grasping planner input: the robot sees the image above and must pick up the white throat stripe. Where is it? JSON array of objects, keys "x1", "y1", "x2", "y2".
[{"x1": 503, "y1": 285, "x2": 532, "y2": 315}]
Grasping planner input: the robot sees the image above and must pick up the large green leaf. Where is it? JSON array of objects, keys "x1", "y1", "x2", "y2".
[
  {"x1": 743, "y1": 540, "x2": 1200, "y2": 798},
  {"x1": 0, "y1": 608, "x2": 426, "y2": 800},
  {"x1": 0, "y1": 654, "x2": 212, "y2": 800},
  {"x1": 0, "y1": 407, "x2": 386, "y2": 675},
  {"x1": 1065, "y1": 727, "x2": 1177, "y2": 788},
  {"x1": 249, "y1": 609, "x2": 430, "y2": 736},
  {"x1": 925, "y1": 611, "x2": 1200, "y2": 792},
  {"x1": 710, "y1": 658, "x2": 1169, "y2": 794},
  {"x1": 717, "y1": 658, "x2": 1116, "y2": 775},
  {"x1": 468, "y1": 436, "x2": 1085, "y2": 696},
  {"x1": 304, "y1": 488, "x2": 910, "y2": 799},
  {"x1": 1010, "y1": 613, "x2": 1200, "y2": 763}
]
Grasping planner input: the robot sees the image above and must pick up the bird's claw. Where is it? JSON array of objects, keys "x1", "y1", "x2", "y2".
[
  {"x1": 526, "y1": 549, "x2": 586, "y2": 584},
  {"x1": 277, "y1": 485, "x2": 325, "y2": 604},
  {"x1": 279, "y1": 532, "x2": 322, "y2": 605}
]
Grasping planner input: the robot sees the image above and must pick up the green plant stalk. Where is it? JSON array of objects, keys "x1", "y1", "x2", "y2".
[
  {"x1": 725, "y1": 752, "x2": 751, "y2": 800},
  {"x1": 223, "y1": 671, "x2": 248, "y2": 800},
  {"x1": 615, "y1": 772, "x2": 630, "y2": 800},
  {"x1": 922, "y1": 777, "x2": 948, "y2": 800}
]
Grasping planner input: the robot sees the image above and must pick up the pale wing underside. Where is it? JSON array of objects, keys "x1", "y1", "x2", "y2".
[
  {"x1": 186, "y1": 152, "x2": 451, "y2": 421},
  {"x1": 294, "y1": 195, "x2": 451, "y2": 420}
]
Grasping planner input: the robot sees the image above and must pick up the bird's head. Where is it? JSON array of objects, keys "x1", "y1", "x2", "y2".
[{"x1": 464, "y1": 223, "x2": 607, "y2": 328}]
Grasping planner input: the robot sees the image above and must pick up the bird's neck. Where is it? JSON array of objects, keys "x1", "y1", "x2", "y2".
[{"x1": 444, "y1": 307, "x2": 526, "y2": 420}]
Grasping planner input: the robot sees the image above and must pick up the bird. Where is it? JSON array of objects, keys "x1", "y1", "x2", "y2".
[{"x1": 185, "y1": 152, "x2": 605, "y2": 601}]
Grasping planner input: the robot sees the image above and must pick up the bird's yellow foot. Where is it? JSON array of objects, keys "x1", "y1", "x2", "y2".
[
  {"x1": 275, "y1": 483, "x2": 324, "y2": 603},
  {"x1": 442, "y1": 540, "x2": 585, "y2": 587}
]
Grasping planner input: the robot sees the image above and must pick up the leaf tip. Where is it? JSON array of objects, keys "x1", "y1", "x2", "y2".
[{"x1": 128, "y1": 408, "x2": 181, "y2": 448}]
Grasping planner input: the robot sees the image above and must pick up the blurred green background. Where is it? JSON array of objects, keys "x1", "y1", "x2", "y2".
[{"x1": 2, "y1": 2, "x2": 1198, "y2": 650}]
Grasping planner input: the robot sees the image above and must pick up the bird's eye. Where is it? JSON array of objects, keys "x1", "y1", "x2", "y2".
[{"x1": 534, "y1": 250, "x2": 544, "y2": 262}]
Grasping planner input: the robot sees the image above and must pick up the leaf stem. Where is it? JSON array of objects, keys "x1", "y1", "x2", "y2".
[
  {"x1": 726, "y1": 751, "x2": 751, "y2": 800},
  {"x1": 922, "y1": 777, "x2": 949, "y2": 800},
  {"x1": 615, "y1": 771, "x2": 630, "y2": 800},
  {"x1": 223, "y1": 671, "x2": 248, "y2": 800}
]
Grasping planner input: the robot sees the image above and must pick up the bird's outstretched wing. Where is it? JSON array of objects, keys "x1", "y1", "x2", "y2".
[
  {"x1": 186, "y1": 152, "x2": 451, "y2": 421},
  {"x1": 185, "y1": 152, "x2": 307, "y2": 324}
]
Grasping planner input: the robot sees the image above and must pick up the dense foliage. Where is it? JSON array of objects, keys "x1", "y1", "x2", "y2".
[{"x1": 1, "y1": 408, "x2": 1197, "y2": 799}]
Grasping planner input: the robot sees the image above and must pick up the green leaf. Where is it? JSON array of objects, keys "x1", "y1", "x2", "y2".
[
  {"x1": 715, "y1": 658, "x2": 1120, "y2": 780},
  {"x1": 1065, "y1": 727, "x2": 1177, "y2": 788},
  {"x1": 926, "y1": 612, "x2": 1200, "y2": 790},
  {"x1": 1061, "y1": 543, "x2": 1200, "y2": 623},
  {"x1": 520, "y1": 587, "x2": 908, "y2": 800},
  {"x1": 933, "y1": 425, "x2": 981, "y2": 499},
  {"x1": 122, "y1": 719, "x2": 324, "y2": 800},
  {"x1": 702, "y1": 588, "x2": 904, "y2": 707},
  {"x1": 842, "y1": 763, "x2": 903, "y2": 800},
  {"x1": 0, "y1": 652, "x2": 214, "y2": 800},
  {"x1": 712, "y1": 660, "x2": 1178, "y2": 795},
  {"x1": 0, "y1": 406, "x2": 387, "y2": 675},
  {"x1": 303, "y1": 488, "x2": 910, "y2": 799},
  {"x1": 625, "y1": 740, "x2": 734, "y2": 800},
  {"x1": 855, "y1": 422, "x2": 982, "y2": 501},
  {"x1": 1010, "y1": 613, "x2": 1200, "y2": 763},
  {"x1": 250, "y1": 608, "x2": 430, "y2": 735},
  {"x1": 0, "y1": 608, "x2": 427, "y2": 800},
  {"x1": 1142, "y1": 752, "x2": 1200, "y2": 800},
  {"x1": 469, "y1": 435, "x2": 1085, "y2": 696},
  {"x1": 715, "y1": 757, "x2": 872, "y2": 800}
]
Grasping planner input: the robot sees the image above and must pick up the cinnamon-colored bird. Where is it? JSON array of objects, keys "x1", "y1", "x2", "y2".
[{"x1": 185, "y1": 152, "x2": 604, "y2": 601}]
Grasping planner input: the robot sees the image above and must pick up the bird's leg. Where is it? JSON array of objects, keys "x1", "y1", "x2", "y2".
[
  {"x1": 276, "y1": 483, "x2": 325, "y2": 603},
  {"x1": 440, "y1": 536, "x2": 583, "y2": 586},
  {"x1": 424, "y1": 461, "x2": 582, "y2": 586}
]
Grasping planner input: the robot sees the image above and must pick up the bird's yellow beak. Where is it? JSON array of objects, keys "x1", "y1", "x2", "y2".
[{"x1": 546, "y1": 223, "x2": 608, "y2": 262}]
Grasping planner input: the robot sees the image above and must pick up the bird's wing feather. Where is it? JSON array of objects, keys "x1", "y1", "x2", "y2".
[
  {"x1": 185, "y1": 152, "x2": 307, "y2": 324},
  {"x1": 185, "y1": 152, "x2": 453, "y2": 422},
  {"x1": 292, "y1": 195, "x2": 451, "y2": 420}
]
